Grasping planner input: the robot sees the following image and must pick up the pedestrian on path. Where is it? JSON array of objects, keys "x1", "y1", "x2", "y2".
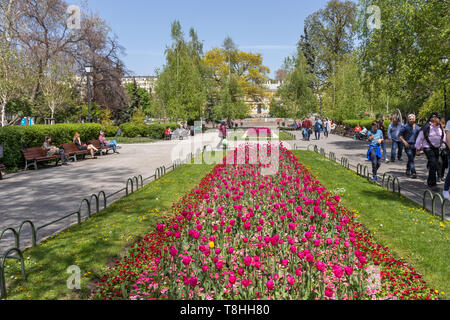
[
  {"x1": 302, "y1": 117, "x2": 311, "y2": 141},
  {"x1": 367, "y1": 121, "x2": 384, "y2": 182},
  {"x1": 388, "y1": 115, "x2": 404, "y2": 162},
  {"x1": 438, "y1": 119, "x2": 449, "y2": 182},
  {"x1": 216, "y1": 121, "x2": 228, "y2": 149},
  {"x1": 443, "y1": 119, "x2": 450, "y2": 199},
  {"x1": 399, "y1": 114, "x2": 421, "y2": 179},
  {"x1": 378, "y1": 120, "x2": 389, "y2": 162},
  {"x1": 415, "y1": 113, "x2": 445, "y2": 192},
  {"x1": 314, "y1": 117, "x2": 322, "y2": 140}
]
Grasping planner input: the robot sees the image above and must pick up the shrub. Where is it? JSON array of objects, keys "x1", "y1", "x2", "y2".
[
  {"x1": 0, "y1": 123, "x2": 102, "y2": 170},
  {"x1": 342, "y1": 119, "x2": 391, "y2": 130},
  {"x1": 103, "y1": 125, "x2": 118, "y2": 137},
  {"x1": 119, "y1": 123, "x2": 178, "y2": 139}
]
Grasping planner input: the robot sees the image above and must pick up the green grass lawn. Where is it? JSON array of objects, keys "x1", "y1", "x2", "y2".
[
  {"x1": 106, "y1": 136, "x2": 156, "y2": 144},
  {"x1": 292, "y1": 150, "x2": 450, "y2": 299},
  {"x1": 228, "y1": 130, "x2": 294, "y2": 141},
  {"x1": 3, "y1": 160, "x2": 214, "y2": 300}
]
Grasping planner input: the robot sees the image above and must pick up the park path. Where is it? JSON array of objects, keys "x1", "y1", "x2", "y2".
[
  {"x1": 284, "y1": 132, "x2": 450, "y2": 220},
  {"x1": 0, "y1": 132, "x2": 221, "y2": 251}
]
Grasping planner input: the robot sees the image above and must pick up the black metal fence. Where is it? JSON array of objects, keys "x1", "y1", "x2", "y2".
[
  {"x1": 0, "y1": 146, "x2": 208, "y2": 298},
  {"x1": 294, "y1": 143, "x2": 449, "y2": 221}
]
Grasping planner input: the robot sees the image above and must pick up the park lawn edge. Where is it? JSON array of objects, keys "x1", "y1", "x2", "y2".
[
  {"x1": 292, "y1": 150, "x2": 450, "y2": 299},
  {"x1": 3, "y1": 160, "x2": 215, "y2": 300}
]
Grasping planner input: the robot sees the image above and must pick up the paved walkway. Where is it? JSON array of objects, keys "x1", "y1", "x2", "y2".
[
  {"x1": 1, "y1": 128, "x2": 448, "y2": 252},
  {"x1": 284, "y1": 132, "x2": 450, "y2": 220},
  {"x1": 0, "y1": 133, "x2": 221, "y2": 251}
]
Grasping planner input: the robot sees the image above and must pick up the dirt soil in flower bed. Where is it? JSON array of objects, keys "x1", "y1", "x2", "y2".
[{"x1": 94, "y1": 143, "x2": 440, "y2": 300}]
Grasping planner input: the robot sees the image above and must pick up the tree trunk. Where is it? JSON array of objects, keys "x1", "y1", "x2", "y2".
[{"x1": 1, "y1": 95, "x2": 7, "y2": 127}]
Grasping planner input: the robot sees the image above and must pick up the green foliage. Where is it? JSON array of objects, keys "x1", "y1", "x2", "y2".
[
  {"x1": 322, "y1": 53, "x2": 368, "y2": 121},
  {"x1": 341, "y1": 119, "x2": 391, "y2": 129},
  {"x1": 272, "y1": 50, "x2": 317, "y2": 118},
  {"x1": 118, "y1": 123, "x2": 178, "y2": 139},
  {"x1": 155, "y1": 21, "x2": 207, "y2": 122},
  {"x1": 0, "y1": 123, "x2": 102, "y2": 170}
]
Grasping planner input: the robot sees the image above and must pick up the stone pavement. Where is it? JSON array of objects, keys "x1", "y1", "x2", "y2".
[
  {"x1": 0, "y1": 132, "x2": 221, "y2": 251},
  {"x1": 284, "y1": 132, "x2": 450, "y2": 220},
  {"x1": 1, "y1": 127, "x2": 448, "y2": 252}
]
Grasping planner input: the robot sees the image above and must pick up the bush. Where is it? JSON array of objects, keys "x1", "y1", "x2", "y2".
[
  {"x1": 341, "y1": 119, "x2": 391, "y2": 130},
  {"x1": 119, "y1": 123, "x2": 178, "y2": 139},
  {"x1": 103, "y1": 125, "x2": 119, "y2": 137},
  {"x1": 0, "y1": 123, "x2": 102, "y2": 170}
]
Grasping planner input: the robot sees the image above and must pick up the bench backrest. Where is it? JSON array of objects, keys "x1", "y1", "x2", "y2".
[
  {"x1": 88, "y1": 140, "x2": 102, "y2": 149},
  {"x1": 22, "y1": 147, "x2": 47, "y2": 160},
  {"x1": 61, "y1": 143, "x2": 81, "y2": 153}
]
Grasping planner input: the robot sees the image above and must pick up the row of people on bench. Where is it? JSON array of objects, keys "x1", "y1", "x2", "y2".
[{"x1": 42, "y1": 131, "x2": 120, "y2": 165}]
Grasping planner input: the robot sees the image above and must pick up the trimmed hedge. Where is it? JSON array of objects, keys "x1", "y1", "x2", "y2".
[
  {"x1": 342, "y1": 119, "x2": 392, "y2": 129},
  {"x1": 119, "y1": 123, "x2": 178, "y2": 139},
  {"x1": 0, "y1": 123, "x2": 102, "y2": 170}
]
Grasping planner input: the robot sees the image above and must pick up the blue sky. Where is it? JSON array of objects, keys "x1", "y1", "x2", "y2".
[{"x1": 75, "y1": 0, "x2": 337, "y2": 78}]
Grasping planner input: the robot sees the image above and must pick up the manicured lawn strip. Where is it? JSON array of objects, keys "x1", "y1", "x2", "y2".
[
  {"x1": 292, "y1": 150, "x2": 450, "y2": 299},
  {"x1": 106, "y1": 136, "x2": 156, "y2": 144},
  {"x1": 228, "y1": 130, "x2": 294, "y2": 141},
  {"x1": 3, "y1": 161, "x2": 215, "y2": 300}
]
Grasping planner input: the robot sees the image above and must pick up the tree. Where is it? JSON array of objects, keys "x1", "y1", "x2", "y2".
[
  {"x1": 275, "y1": 69, "x2": 288, "y2": 82},
  {"x1": 41, "y1": 57, "x2": 76, "y2": 120},
  {"x1": 304, "y1": 0, "x2": 357, "y2": 81},
  {"x1": 0, "y1": 42, "x2": 31, "y2": 126},
  {"x1": 322, "y1": 53, "x2": 367, "y2": 120},
  {"x1": 273, "y1": 50, "x2": 317, "y2": 118},
  {"x1": 357, "y1": 0, "x2": 450, "y2": 117},
  {"x1": 155, "y1": 21, "x2": 207, "y2": 122}
]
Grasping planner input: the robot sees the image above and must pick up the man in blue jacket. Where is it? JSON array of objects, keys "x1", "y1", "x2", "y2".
[
  {"x1": 388, "y1": 115, "x2": 404, "y2": 162},
  {"x1": 399, "y1": 114, "x2": 421, "y2": 179}
]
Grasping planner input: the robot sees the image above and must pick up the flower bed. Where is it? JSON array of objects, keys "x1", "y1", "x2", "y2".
[
  {"x1": 94, "y1": 144, "x2": 439, "y2": 300},
  {"x1": 246, "y1": 127, "x2": 272, "y2": 137}
]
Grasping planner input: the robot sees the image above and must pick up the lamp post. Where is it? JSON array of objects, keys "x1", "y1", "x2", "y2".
[
  {"x1": 440, "y1": 56, "x2": 448, "y2": 121},
  {"x1": 85, "y1": 65, "x2": 93, "y2": 123}
]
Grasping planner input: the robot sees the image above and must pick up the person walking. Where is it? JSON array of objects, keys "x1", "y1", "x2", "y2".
[
  {"x1": 43, "y1": 136, "x2": 69, "y2": 165},
  {"x1": 438, "y1": 119, "x2": 449, "y2": 182},
  {"x1": 302, "y1": 117, "x2": 311, "y2": 141},
  {"x1": 314, "y1": 117, "x2": 322, "y2": 140},
  {"x1": 443, "y1": 119, "x2": 450, "y2": 199},
  {"x1": 415, "y1": 113, "x2": 445, "y2": 192},
  {"x1": 217, "y1": 121, "x2": 228, "y2": 149},
  {"x1": 367, "y1": 121, "x2": 384, "y2": 182},
  {"x1": 378, "y1": 120, "x2": 389, "y2": 162},
  {"x1": 399, "y1": 114, "x2": 421, "y2": 179},
  {"x1": 323, "y1": 118, "x2": 329, "y2": 138},
  {"x1": 388, "y1": 116, "x2": 404, "y2": 162}
]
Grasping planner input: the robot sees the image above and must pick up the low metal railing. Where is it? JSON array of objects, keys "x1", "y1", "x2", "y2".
[
  {"x1": 0, "y1": 145, "x2": 209, "y2": 298},
  {"x1": 294, "y1": 144, "x2": 449, "y2": 221}
]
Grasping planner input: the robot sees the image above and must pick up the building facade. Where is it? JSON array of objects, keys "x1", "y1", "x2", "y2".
[
  {"x1": 121, "y1": 76, "x2": 158, "y2": 95},
  {"x1": 246, "y1": 80, "x2": 281, "y2": 118}
]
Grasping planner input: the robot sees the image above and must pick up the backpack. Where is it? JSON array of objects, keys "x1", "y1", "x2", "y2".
[{"x1": 421, "y1": 122, "x2": 446, "y2": 151}]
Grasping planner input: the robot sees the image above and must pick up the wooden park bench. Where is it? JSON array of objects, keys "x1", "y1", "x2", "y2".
[
  {"x1": 22, "y1": 147, "x2": 61, "y2": 170},
  {"x1": 88, "y1": 140, "x2": 114, "y2": 156},
  {"x1": 60, "y1": 143, "x2": 89, "y2": 162},
  {"x1": 0, "y1": 163, "x2": 5, "y2": 180}
]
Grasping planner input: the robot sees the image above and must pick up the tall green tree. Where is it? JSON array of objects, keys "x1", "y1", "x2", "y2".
[
  {"x1": 357, "y1": 0, "x2": 450, "y2": 118},
  {"x1": 272, "y1": 50, "x2": 318, "y2": 118},
  {"x1": 155, "y1": 21, "x2": 207, "y2": 122}
]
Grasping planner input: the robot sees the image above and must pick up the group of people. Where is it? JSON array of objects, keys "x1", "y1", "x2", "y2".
[
  {"x1": 294, "y1": 117, "x2": 334, "y2": 141},
  {"x1": 42, "y1": 131, "x2": 120, "y2": 166},
  {"x1": 366, "y1": 113, "x2": 450, "y2": 199}
]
